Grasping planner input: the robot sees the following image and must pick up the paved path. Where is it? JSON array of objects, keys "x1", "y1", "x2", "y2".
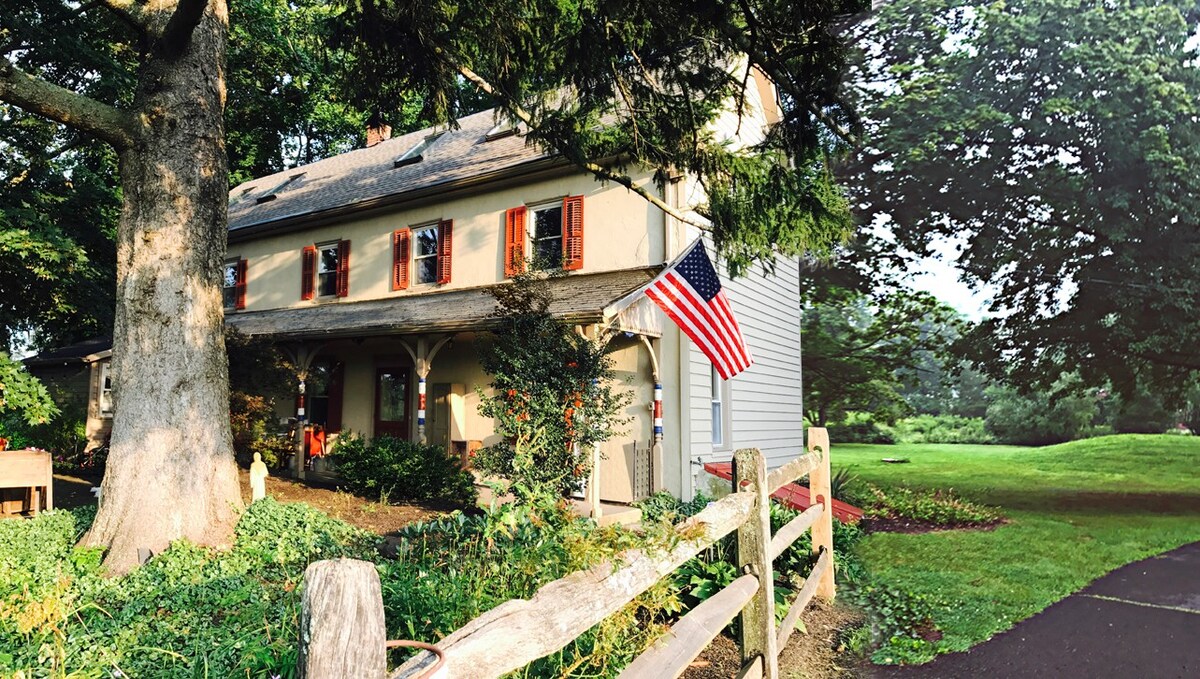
[{"x1": 874, "y1": 542, "x2": 1200, "y2": 678}]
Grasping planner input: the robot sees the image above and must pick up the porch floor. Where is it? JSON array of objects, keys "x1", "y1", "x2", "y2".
[{"x1": 474, "y1": 484, "x2": 643, "y2": 527}]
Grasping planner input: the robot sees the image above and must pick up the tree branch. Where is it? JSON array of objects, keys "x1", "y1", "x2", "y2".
[
  {"x1": 0, "y1": 61, "x2": 137, "y2": 150},
  {"x1": 156, "y1": 0, "x2": 209, "y2": 60},
  {"x1": 96, "y1": 0, "x2": 152, "y2": 34},
  {"x1": 455, "y1": 63, "x2": 710, "y2": 232}
]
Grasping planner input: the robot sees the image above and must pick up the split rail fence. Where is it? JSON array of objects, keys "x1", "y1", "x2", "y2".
[{"x1": 297, "y1": 427, "x2": 837, "y2": 679}]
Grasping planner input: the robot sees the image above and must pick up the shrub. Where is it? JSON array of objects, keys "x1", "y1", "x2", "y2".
[
  {"x1": 474, "y1": 272, "x2": 629, "y2": 500},
  {"x1": 891, "y1": 414, "x2": 993, "y2": 444},
  {"x1": 335, "y1": 433, "x2": 477, "y2": 506},
  {"x1": 828, "y1": 415, "x2": 896, "y2": 444},
  {"x1": 984, "y1": 383, "x2": 1096, "y2": 445},
  {"x1": 862, "y1": 484, "x2": 1001, "y2": 526},
  {"x1": 0, "y1": 400, "x2": 90, "y2": 467}
]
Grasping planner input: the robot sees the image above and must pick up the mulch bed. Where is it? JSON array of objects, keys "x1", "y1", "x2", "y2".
[
  {"x1": 683, "y1": 601, "x2": 866, "y2": 679},
  {"x1": 37, "y1": 468, "x2": 449, "y2": 537},
  {"x1": 858, "y1": 516, "x2": 1006, "y2": 535}
]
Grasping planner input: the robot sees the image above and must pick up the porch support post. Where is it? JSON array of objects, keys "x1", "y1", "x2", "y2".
[
  {"x1": 639, "y1": 334, "x2": 665, "y2": 492},
  {"x1": 280, "y1": 341, "x2": 325, "y2": 480},
  {"x1": 397, "y1": 334, "x2": 453, "y2": 444}
]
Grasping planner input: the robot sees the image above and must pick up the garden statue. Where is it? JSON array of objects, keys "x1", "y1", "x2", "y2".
[{"x1": 249, "y1": 452, "x2": 269, "y2": 502}]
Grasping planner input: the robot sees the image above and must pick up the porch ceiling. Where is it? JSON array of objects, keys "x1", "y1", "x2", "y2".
[{"x1": 224, "y1": 267, "x2": 661, "y2": 340}]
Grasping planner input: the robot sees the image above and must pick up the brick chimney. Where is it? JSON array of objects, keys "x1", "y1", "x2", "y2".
[{"x1": 365, "y1": 113, "x2": 392, "y2": 148}]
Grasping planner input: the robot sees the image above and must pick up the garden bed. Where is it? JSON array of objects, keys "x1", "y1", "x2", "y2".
[{"x1": 859, "y1": 516, "x2": 1006, "y2": 535}]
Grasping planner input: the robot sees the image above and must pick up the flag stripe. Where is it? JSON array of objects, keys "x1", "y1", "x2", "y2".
[
  {"x1": 646, "y1": 284, "x2": 737, "y2": 378},
  {"x1": 664, "y1": 273, "x2": 747, "y2": 372},
  {"x1": 713, "y1": 293, "x2": 753, "y2": 366}
]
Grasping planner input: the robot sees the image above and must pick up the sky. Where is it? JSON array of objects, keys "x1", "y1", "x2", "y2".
[{"x1": 908, "y1": 255, "x2": 991, "y2": 321}]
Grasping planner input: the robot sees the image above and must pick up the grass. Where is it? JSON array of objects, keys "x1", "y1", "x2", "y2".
[{"x1": 833, "y1": 434, "x2": 1200, "y2": 662}]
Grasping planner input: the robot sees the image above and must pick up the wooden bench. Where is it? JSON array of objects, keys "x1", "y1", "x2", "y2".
[{"x1": 0, "y1": 449, "x2": 53, "y2": 516}]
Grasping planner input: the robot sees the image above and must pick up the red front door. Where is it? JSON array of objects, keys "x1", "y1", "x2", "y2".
[{"x1": 374, "y1": 367, "x2": 410, "y2": 439}]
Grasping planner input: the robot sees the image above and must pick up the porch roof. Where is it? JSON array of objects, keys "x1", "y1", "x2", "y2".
[{"x1": 224, "y1": 268, "x2": 661, "y2": 340}]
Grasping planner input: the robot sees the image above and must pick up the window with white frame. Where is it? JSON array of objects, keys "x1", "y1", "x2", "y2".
[
  {"x1": 316, "y1": 243, "x2": 340, "y2": 297},
  {"x1": 221, "y1": 260, "x2": 239, "y2": 308},
  {"x1": 530, "y1": 203, "x2": 564, "y2": 269},
  {"x1": 99, "y1": 362, "x2": 114, "y2": 418},
  {"x1": 412, "y1": 224, "x2": 439, "y2": 284},
  {"x1": 711, "y1": 365, "x2": 724, "y2": 447}
]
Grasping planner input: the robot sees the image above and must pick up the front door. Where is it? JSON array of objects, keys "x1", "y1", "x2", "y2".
[{"x1": 374, "y1": 367, "x2": 410, "y2": 439}]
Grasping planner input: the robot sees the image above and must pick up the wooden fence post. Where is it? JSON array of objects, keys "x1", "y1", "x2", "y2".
[
  {"x1": 807, "y1": 428, "x2": 836, "y2": 600},
  {"x1": 734, "y1": 448, "x2": 778, "y2": 679},
  {"x1": 298, "y1": 558, "x2": 387, "y2": 679}
]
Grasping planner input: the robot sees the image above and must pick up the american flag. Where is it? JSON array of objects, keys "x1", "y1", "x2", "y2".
[{"x1": 644, "y1": 240, "x2": 753, "y2": 380}]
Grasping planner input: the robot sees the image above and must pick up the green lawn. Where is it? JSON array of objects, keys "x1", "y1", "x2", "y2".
[{"x1": 834, "y1": 434, "x2": 1200, "y2": 659}]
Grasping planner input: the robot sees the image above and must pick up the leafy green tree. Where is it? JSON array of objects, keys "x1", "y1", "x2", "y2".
[
  {"x1": 475, "y1": 274, "x2": 628, "y2": 500},
  {"x1": 984, "y1": 377, "x2": 1098, "y2": 446},
  {"x1": 802, "y1": 281, "x2": 962, "y2": 426},
  {"x1": 841, "y1": 0, "x2": 1200, "y2": 396},
  {"x1": 0, "y1": 352, "x2": 57, "y2": 426},
  {"x1": 1, "y1": 0, "x2": 865, "y2": 571}
]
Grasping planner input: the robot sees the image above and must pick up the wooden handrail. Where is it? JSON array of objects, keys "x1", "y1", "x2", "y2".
[
  {"x1": 616, "y1": 573, "x2": 759, "y2": 679},
  {"x1": 391, "y1": 490, "x2": 757, "y2": 679},
  {"x1": 768, "y1": 503, "x2": 823, "y2": 561},
  {"x1": 776, "y1": 548, "x2": 832, "y2": 650}
]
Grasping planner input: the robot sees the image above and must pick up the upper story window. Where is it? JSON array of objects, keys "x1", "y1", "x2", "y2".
[
  {"x1": 503, "y1": 195, "x2": 584, "y2": 277},
  {"x1": 301, "y1": 241, "x2": 350, "y2": 300},
  {"x1": 223, "y1": 258, "x2": 247, "y2": 310},
  {"x1": 393, "y1": 220, "x2": 452, "y2": 291},
  {"x1": 531, "y1": 203, "x2": 564, "y2": 270},
  {"x1": 413, "y1": 225, "x2": 440, "y2": 284},
  {"x1": 317, "y1": 243, "x2": 340, "y2": 297}
]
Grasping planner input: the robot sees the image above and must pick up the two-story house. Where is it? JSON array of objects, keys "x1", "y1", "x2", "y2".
[{"x1": 224, "y1": 72, "x2": 804, "y2": 508}]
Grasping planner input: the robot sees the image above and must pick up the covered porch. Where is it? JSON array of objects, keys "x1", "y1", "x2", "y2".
[{"x1": 225, "y1": 268, "x2": 669, "y2": 517}]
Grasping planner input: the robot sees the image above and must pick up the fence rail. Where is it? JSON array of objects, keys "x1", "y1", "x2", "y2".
[{"x1": 297, "y1": 427, "x2": 836, "y2": 679}]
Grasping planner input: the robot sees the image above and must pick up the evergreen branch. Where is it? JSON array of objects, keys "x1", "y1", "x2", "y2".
[
  {"x1": 455, "y1": 63, "x2": 710, "y2": 232},
  {"x1": 156, "y1": 0, "x2": 209, "y2": 60},
  {"x1": 0, "y1": 61, "x2": 137, "y2": 149}
]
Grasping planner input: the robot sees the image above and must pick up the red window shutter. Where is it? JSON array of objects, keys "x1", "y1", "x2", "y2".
[
  {"x1": 326, "y1": 361, "x2": 345, "y2": 432},
  {"x1": 336, "y1": 240, "x2": 350, "y2": 297},
  {"x1": 437, "y1": 219, "x2": 453, "y2": 284},
  {"x1": 504, "y1": 206, "x2": 526, "y2": 277},
  {"x1": 562, "y1": 195, "x2": 584, "y2": 271},
  {"x1": 393, "y1": 229, "x2": 411, "y2": 290},
  {"x1": 235, "y1": 258, "x2": 248, "y2": 310},
  {"x1": 301, "y1": 246, "x2": 316, "y2": 300}
]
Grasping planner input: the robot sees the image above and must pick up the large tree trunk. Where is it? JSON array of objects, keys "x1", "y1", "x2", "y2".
[{"x1": 83, "y1": 1, "x2": 242, "y2": 575}]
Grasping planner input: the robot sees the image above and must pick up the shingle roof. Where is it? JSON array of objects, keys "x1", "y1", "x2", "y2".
[
  {"x1": 228, "y1": 110, "x2": 552, "y2": 232},
  {"x1": 224, "y1": 268, "x2": 659, "y2": 340},
  {"x1": 23, "y1": 336, "x2": 112, "y2": 366}
]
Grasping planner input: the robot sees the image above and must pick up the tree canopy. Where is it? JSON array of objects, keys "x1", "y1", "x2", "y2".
[{"x1": 841, "y1": 0, "x2": 1200, "y2": 396}]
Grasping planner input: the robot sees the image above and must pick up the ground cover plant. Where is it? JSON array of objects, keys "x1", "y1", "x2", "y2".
[{"x1": 833, "y1": 434, "x2": 1200, "y2": 663}]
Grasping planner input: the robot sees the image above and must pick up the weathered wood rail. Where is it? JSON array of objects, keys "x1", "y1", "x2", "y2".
[{"x1": 297, "y1": 428, "x2": 836, "y2": 679}]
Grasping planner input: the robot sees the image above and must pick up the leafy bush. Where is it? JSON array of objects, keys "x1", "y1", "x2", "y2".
[
  {"x1": 474, "y1": 273, "x2": 629, "y2": 499},
  {"x1": 828, "y1": 414, "x2": 896, "y2": 444},
  {"x1": 985, "y1": 382, "x2": 1097, "y2": 445},
  {"x1": 0, "y1": 400, "x2": 91, "y2": 467},
  {"x1": 891, "y1": 414, "x2": 993, "y2": 444},
  {"x1": 863, "y1": 484, "x2": 1001, "y2": 526},
  {"x1": 0, "y1": 352, "x2": 57, "y2": 426},
  {"x1": 335, "y1": 433, "x2": 477, "y2": 506}
]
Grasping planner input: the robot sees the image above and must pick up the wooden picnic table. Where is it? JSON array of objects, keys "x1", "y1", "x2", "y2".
[{"x1": 0, "y1": 449, "x2": 53, "y2": 516}]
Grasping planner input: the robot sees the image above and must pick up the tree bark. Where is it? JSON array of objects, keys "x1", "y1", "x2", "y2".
[{"x1": 82, "y1": 0, "x2": 243, "y2": 575}]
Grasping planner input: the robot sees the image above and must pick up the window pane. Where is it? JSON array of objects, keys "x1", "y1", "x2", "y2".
[
  {"x1": 318, "y1": 246, "x2": 339, "y2": 274},
  {"x1": 416, "y1": 256, "x2": 438, "y2": 284},
  {"x1": 414, "y1": 227, "x2": 438, "y2": 257},
  {"x1": 534, "y1": 237, "x2": 562, "y2": 269},
  {"x1": 712, "y1": 403, "x2": 722, "y2": 445},
  {"x1": 318, "y1": 271, "x2": 337, "y2": 297},
  {"x1": 222, "y1": 287, "x2": 238, "y2": 308},
  {"x1": 378, "y1": 371, "x2": 407, "y2": 422},
  {"x1": 533, "y1": 206, "x2": 563, "y2": 239},
  {"x1": 223, "y1": 263, "x2": 238, "y2": 288}
]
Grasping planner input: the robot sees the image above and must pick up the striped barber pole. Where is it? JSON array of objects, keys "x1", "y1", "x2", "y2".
[{"x1": 653, "y1": 383, "x2": 664, "y2": 441}]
